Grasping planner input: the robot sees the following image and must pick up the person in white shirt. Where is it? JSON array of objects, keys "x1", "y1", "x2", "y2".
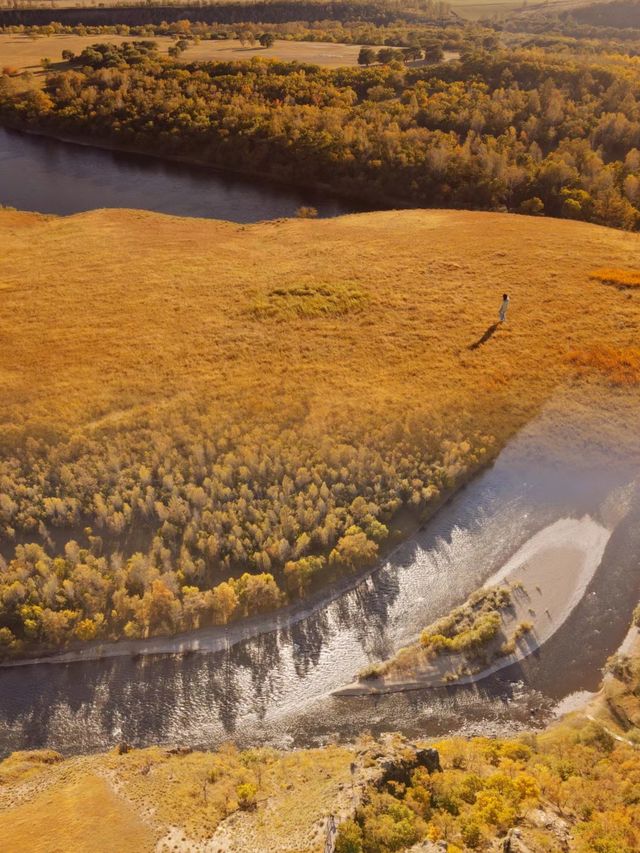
[{"x1": 499, "y1": 293, "x2": 510, "y2": 323}]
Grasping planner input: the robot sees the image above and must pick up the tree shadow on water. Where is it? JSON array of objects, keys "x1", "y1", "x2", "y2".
[{"x1": 468, "y1": 323, "x2": 499, "y2": 350}]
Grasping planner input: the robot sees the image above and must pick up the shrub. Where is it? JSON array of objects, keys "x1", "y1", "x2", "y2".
[
  {"x1": 566, "y1": 346, "x2": 640, "y2": 385},
  {"x1": 236, "y1": 782, "x2": 258, "y2": 810},
  {"x1": 335, "y1": 819, "x2": 364, "y2": 853}
]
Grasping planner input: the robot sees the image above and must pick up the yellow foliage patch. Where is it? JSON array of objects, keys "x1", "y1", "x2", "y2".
[
  {"x1": 590, "y1": 268, "x2": 640, "y2": 288},
  {"x1": 566, "y1": 345, "x2": 640, "y2": 385},
  {"x1": 0, "y1": 773, "x2": 156, "y2": 853}
]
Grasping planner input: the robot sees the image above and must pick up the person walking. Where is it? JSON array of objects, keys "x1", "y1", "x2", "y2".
[{"x1": 499, "y1": 293, "x2": 510, "y2": 323}]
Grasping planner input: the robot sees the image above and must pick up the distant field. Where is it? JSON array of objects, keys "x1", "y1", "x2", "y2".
[
  {"x1": 450, "y1": 0, "x2": 527, "y2": 19},
  {"x1": 0, "y1": 33, "x2": 384, "y2": 73}
]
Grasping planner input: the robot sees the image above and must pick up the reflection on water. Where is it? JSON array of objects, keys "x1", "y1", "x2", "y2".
[
  {"x1": 1, "y1": 392, "x2": 639, "y2": 756},
  {"x1": 0, "y1": 127, "x2": 357, "y2": 221}
]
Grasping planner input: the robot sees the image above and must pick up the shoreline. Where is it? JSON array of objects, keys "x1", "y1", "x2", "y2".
[
  {"x1": 0, "y1": 462, "x2": 492, "y2": 668},
  {"x1": 0, "y1": 122, "x2": 396, "y2": 217}
]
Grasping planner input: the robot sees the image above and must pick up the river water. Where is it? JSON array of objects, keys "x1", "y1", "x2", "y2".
[
  {"x1": 0, "y1": 127, "x2": 356, "y2": 221},
  {"x1": 1, "y1": 393, "x2": 639, "y2": 756}
]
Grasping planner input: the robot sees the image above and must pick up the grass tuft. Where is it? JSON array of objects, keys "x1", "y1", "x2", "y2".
[{"x1": 250, "y1": 282, "x2": 368, "y2": 319}]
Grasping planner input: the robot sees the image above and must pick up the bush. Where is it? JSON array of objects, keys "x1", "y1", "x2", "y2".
[
  {"x1": 335, "y1": 819, "x2": 364, "y2": 853},
  {"x1": 577, "y1": 722, "x2": 615, "y2": 753},
  {"x1": 236, "y1": 781, "x2": 258, "y2": 810}
]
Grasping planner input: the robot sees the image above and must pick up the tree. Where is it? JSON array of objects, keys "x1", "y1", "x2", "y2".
[
  {"x1": 403, "y1": 47, "x2": 422, "y2": 64},
  {"x1": 519, "y1": 197, "x2": 544, "y2": 216},
  {"x1": 259, "y1": 33, "x2": 275, "y2": 49},
  {"x1": 233, "y1": 573, "x2": 283, "y2": 616},
  {"x1": 284, "y1": 555, "x2": 325, "y2": 597},
  {"x1": 238, "y1": 29, "x2": 256, "y2": 48},
  {"x1": 209, "y1": 581, "x2": 239, "y2": 625},
  {"x1": 329, "y1": 529, "x2": 378, "y2": 572},
  {"x1": 424, "y1": 43, "x2": 444, "y2": 63},
  {"x1": 141, "y1": 579, "x2": 181, "y2": 635},
  {"x1": 358, "y1": 47, "x2": 376, "y2": 67},
  {"x1": 377, "y1": 48, "x2": 402, "y2": 65}
]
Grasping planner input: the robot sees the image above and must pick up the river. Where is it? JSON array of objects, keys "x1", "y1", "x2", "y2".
[
  {"x1": 1, "y1": 392, "x2": 639, "y2": 756},
  {"x1": 0, "y1": 127, "x2": 357, "y2": 221}
]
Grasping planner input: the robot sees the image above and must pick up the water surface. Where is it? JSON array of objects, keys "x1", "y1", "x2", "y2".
[{"x1": 0, "y1": 127, "x2": 357, "y2": 221}]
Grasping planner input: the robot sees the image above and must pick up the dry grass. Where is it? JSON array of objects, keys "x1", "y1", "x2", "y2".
[
  {"x1": 1, "y1": 207, "x2": 639, "y2": 448},
  {"x1": 0, "y1": 750, "x2": 63, "y2": 786},
  {"x1": 0, "y1": 34, "x2": 381, "y2": 77},
  {"x1": 0, "y1": 743, "x2": 356, "y2": 853},
  {"x1": 590, "y1": 267, "x2": 640, "y2": 289},
  {"x1": 566, "y1": 345, "x2": 640, "y2": 385},
  {"x1": 0, "y1": 769, "x2": 156, "y2": 853}
]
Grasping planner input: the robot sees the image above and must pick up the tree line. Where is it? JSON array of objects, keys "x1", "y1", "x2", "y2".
[{"x1": 0, "y1": 0, "x2": 452, "y2": 28}]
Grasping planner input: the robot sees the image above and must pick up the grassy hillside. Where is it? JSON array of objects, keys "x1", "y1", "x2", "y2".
[{"x1": 1, "y1": 207, "x2": 640, "y2": 656}]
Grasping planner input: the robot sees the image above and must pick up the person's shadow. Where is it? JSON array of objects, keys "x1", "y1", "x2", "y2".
[{"x1": 468, "y1": 322, "x2": 499, "y2": 350}]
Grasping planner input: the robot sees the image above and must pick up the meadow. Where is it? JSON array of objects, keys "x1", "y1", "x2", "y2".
[
  {"x1": 0, "y1": 206, "x2": 639, "y2": 655},
  {"x1": 0, "y1": 32, "x2": 384, "y2": 74}
]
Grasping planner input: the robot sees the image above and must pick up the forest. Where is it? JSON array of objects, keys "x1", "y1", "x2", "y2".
[
  {"x1": 0, "y1": 407, "x2": 479, "y2": 653},
  {"x1": 2, "y1": 39, "x2": 640, "y2": 227},
  {"x1": 0, "y1": 0, "x2": 452, "y2": 28}
]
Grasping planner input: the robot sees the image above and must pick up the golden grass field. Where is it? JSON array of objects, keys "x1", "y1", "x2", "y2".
[
  {"x1": 1, "y1": 206, "x2": 639, "y2": 452},
  {"x1": 0, "y1": 33, "x2": 383, "y2": 74},
  {"x1": 0, "y1": 207, "x2": 639, "y2": 850}
]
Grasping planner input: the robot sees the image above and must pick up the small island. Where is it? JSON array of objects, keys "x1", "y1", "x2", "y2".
[{"x1": 336, "y1": 515, "x2": 612, "y2": 695}]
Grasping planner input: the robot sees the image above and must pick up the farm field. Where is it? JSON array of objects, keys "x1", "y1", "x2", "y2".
[
  {"x1": 0, "y1": 33, "x2": 386, "y2": 73},
  {"x1": 451, "y1": 0, "x2": 526, "y2": 19}
]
